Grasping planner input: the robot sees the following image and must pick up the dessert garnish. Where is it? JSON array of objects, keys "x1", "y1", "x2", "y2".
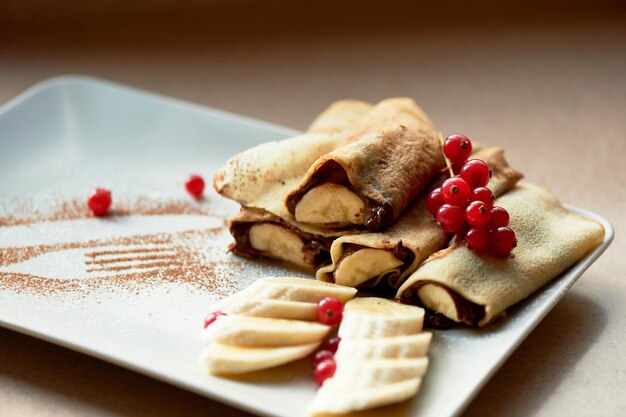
[
  {"x1": 185, "y1": 174, "x2": 205, "y2": 198},
  {"x1": 200, "y1": 277, "x2": 356, "y2": 375},
  {"x1": 87, "y1": 188, "x2": 112, "y2": 216},
  {"x1": 308, "y1": 298, "x2": 431, "y2": 415},
  {"x1": 428, "y1": 134, "x2": 517, "y2": 256}
]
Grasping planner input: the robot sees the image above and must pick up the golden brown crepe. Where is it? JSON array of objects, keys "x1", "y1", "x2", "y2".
[
  {"x1": 285, "y1": 98, "x2": 445, "y2": 232},
  {"x1": 397, "y1": 183, "x2": 605, "y2": 327},
  {"x1": 214, "y1": 100, "x2": 373, "y2": 270},
  {"x1": 316, "y1": 147, "x2": 523, "y2": 290}
]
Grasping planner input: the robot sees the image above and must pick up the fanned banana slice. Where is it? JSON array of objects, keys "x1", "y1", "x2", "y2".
[
  {"x1": 338, "y1": 297, "x2": 425, "y2": 338},
  {"x1": 310, "y1": 378, "x2": 422, "y2": 415},
  {"x1": 309, "y1": 297, "x2": 431, "y2": 415},
  {"x1": 201, "y1": 276, "x2": 357, "y2": 375},
  {"x1": 201, "y1": 342, "x2": 320, "y2": 375},
  {"x1": 204, "y1": 316, "x2": 331, "y2": 347},
  {"x1": 218, "y1": 298, "x2": 318, "y2": 321},
  {"x1": 334, "y1": 333, "x2": 432, "y2": 361}
]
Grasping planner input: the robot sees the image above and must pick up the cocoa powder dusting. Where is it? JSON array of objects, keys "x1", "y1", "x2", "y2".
[{"x1": 0, "y1": 196, "x2": 240, "y2": 297}]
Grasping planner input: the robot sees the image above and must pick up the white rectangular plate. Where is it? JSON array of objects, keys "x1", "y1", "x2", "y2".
[{"x1": 0, "y1": 76, "x2": 614, "y2": 417}]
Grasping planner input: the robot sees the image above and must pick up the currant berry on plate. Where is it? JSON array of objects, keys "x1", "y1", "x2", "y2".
[
  {"x1": 203, "y1": 311, "x2": 227, "y2": 328},
  {"x1": 317, "y1": 297, "x2": 343, "y2": 326},
  {"x1": 488, "y1": 206, "x2": 510, "y2": 229},
  {"x1": 466, "y1": 228, "x2": 489, "y2": 252},
  {"x1": 443, "y1": 134, "x2": 472, "y2": 164},
  {"x1": 460, "y1": 159, "x2": 490, "y2": 189},
  {"x1": 320, "y1": 336, "x2": 341, "y2": 354},
  {"x1": 311, "y1": 350, "x2": 335, "y2": 368},
  {"x1": 314, "y1": 358, "x2": 337, "y2": 386},
  {"x1": 490, "y1": 226, "x2": 517, "y2": 256},
  {"x1": 427, "y1": 188, "x2": 445, "y2": 215},
  {"x1": 87, "y1": 188, "x2": 112, "y2": 216},
  {"x1": 436, "y1": 204, "x2": 465, "y2": 233},
  {"x1": 441, "y1": 177, "x2": 470, "y2": 207},
  {"x1": 465, "y1": 201, "x2": 491, "y2": 228},
  {"x1": 185, "y1": 174, "x2": 205, "y2": 198}
]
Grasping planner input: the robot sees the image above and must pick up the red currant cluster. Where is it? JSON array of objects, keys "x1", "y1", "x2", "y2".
[{"x1": 427, "y1": 134, "x2": 517, "y2": 256}]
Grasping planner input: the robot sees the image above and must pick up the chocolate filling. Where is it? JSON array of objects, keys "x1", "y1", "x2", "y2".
[
  {"x1": 285, "y1": 160, "x2": 395, "y2": 232},
  {"x1": 398, "y1": 281, "x2": 486, "y2": 328},
  {"x1": 229, "y1": 219, "x2": 333, "y2": 269},
  {"x1": 331, "y1": 242, "x2": 415, "y2": 292}
]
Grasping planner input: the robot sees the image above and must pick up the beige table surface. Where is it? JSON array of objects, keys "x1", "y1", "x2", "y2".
[{"x1": 1, "y1": 2, "x2": 625, "y2": 416}]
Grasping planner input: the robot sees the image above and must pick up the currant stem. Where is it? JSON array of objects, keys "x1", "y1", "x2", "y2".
[{"x1": 439, "y1": 132, "x2": 454, "y2": 177}]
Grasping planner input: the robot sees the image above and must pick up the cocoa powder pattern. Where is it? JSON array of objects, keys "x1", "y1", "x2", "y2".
[{"x1": 0, "y1": 197, "x2": 241, "y2": 296}]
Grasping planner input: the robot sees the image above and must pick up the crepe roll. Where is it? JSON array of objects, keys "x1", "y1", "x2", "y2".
[
  {"x1": 285, "y1": 98, "x2": 445, "y2": 232},
  {"x1": 227, "y1": 207, "x2": 336, "y2": 271},
  {"x1": 397, "y1": 183, "x2": 605, "y2": 327},
  {"x1": 317, "y1": 147, "x2": 523, "y2": 291}
]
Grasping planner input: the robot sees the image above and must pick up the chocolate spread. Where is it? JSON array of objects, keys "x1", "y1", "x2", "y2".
[
  {"x1": 398, "y1": 281, "x2": 486, "y2": 328},
  {"x1": 285, "y1": 160, "x2": 395, "y2": 232}
]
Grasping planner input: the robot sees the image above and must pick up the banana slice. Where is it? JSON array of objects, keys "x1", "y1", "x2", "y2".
[
  {"x1": 217, "y1": 298, "x2": 318, "y2": 321},
  {"x1": 233, "y1": 276, "x2": 357, "y2": 304},
  {"x1": 203, "y1": 315, "x2": 330, "y2": 347},
  {"x1": 339, "y1": 297, "x2": 425, "y2": 339},
  {"x1": 309, "y1": 378, "x2": 422, "y2": 415},
  {"x1": 330, "y1": 358, "x2": 429, "y2": 389},
  {"x1": 201, "y1": 342, "x2": 319, "y2": 375},
  {"x1": 334, "y1": 333, "x2": 432, "y2": 361}
]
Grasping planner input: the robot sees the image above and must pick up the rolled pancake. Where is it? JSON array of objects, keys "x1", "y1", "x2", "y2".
[
  {"x1": 317, "y1": 147, "x2": 523, "y2": 290},
  {"x1": 285, "y1": 98, "x2": 445, "y2": 232},
  {"x1": 214, "y1": 100, "x2": 373, "y2": 269},
  {"x1": 397, "y1": 183, "x2": 605, "y2": 327}
]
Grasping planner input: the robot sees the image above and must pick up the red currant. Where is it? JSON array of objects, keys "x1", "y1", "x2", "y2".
[
  {"x1": 465, "y1": 201, "x2": 491, "y2": 228},
  {"x1": 487, "y1": 206, "x2": 510, "y2": 229},
  {"x1": 443, "y1": 134, "x2": 472, "y2": 164},
  {"x1": 490, "y1": 226, "x2": 517, "y2": 256},
  {"x1": 203, "y1": 311, "x2": 227, "y2": 328},
  {"x1": 320, "y1": 336, "x2": 341, "y2": 354},
  {"x1": 460, "y1": 159, "x2": 491, "y2": 189},
  {"x1": 427, "y1": 188, "x2": 445, "y2": 215},
  {"x1": 469, "y1": 187, "x2": 495, "y2": 209},
  {"x1": 311, "y1": 350, "x2": 335, "y2": 368},
  {"x1": 317, "y1": 297, "x2": 343, "y2": 326},
  {"x1": 451, "y1": 160, "x2": 467, "y2": 176},
  {"x1": 466, "y1": 228, "x2": 489, "y2": 252},
  {"x1": 87, "y1": 188, "x2": 112, "y2": 216},
  {"x1": 314, "y1": 358, "x2": 337, "y2": 386},
  {"x1": 436, "y1": 204, "x2": 465, "y2": 233},
  {"x1": 185, "y1": 174, "x2": 205, "y2": 198},
  {"x1": 441, "y1": 177, "x2": 470, "y2": 207}
]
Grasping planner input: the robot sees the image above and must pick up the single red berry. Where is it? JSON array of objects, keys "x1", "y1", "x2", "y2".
[
  {"x1": 185, "y1": 174, "x2": 205, "y2": 198},
  {"x1": 314, "y1": 358, "x2": 337, "y2": 386},
  {"x1": 436, "y1": 204, "x2": 465, "y2": 233},
  {"x1": 317, "y1": 297, "x2": 343, "y2": 326},
  {"x1": 487, "y1": 206, "x2": 510, "y2": 229},
  {"x1": 469, "y1": 187, "x2": 495, "y2": 209},
  {"x1": 320, "y1": 336, "x2": 341, "y2": 354},
  {"x1": 427, "y1": 188, "x2": 445, "y2": 215},
  {"x1": 441, "y1": 177, "x2": 470, "y2": 207},
  {"x1": 465, "y1": 201, "x2": 491, "y2": 228},
  {"x1": 203, "y1": 311, "x2": 227, "y2": 328},
  {"x1": 443, "y1": 134, "x2": 473, "y2": 164},
  {"x1": 311, "y1": 350, "x2": 335, "y2": 368},
  {"x1": 460, "y1": 159, "x2": 491, "y2": 189},
  {"x1": 490, "y1": 226, "x2": 517, "y2": 256},
  {"x1": 87, "y1": 188, "x2": 112, "y2": 216},
  {"x1": 466, "y1": 228, "x2": 489, "y2": 252}
]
